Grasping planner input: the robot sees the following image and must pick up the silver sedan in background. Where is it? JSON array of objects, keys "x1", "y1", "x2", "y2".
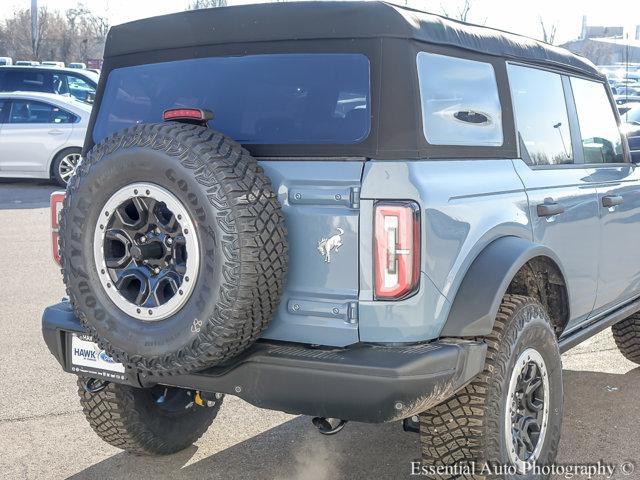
[{"x1": 0, "y1": 91, "x2": 91, "y2": 186}]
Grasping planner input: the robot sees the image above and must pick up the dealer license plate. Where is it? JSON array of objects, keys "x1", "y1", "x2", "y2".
[{"x1": 70, "y1": 333, "x2": 125, "y2": 375}]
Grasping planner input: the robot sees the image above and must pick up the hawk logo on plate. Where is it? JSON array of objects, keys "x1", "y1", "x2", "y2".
[
  {"x1": 71, "y1": 334, "x2": 124, "y2": 373},
  {"x1": 73, "y1": 347, "x2": 97, "y2": 361},
  {"x1": 317, "y1": 227, "x2": 344, "y2": 263}
]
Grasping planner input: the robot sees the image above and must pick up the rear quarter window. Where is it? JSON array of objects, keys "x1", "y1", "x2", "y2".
[
  {"x1": 0, "y1": 70, "x2": 51, "y2": 93},
  {"x1": 417, "y1": 52, "x2": 503, "y2": 147}
]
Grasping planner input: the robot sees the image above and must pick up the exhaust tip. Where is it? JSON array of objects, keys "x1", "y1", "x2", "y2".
[{"x1": 312, "y1": 417, "x2": 347, "y2": 435}]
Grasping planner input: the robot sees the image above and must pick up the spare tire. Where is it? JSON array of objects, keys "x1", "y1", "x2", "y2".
[{"x1": 60, "y1": 123, "x2": 287, "y2": 375}]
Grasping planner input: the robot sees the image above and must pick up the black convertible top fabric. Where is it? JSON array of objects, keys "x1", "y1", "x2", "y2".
[{"x1": 105, "y1": 1, "x2": 599, "y2": 78}]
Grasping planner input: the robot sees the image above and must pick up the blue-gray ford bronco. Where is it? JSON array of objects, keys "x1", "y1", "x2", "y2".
[{"x1": 42, "y1": 2, "x2": 640, "y2": 478}]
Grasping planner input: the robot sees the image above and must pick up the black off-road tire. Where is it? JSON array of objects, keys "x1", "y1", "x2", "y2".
[
  {"x1": 77, "y1": 378, "x2": 222, "y2": 455},
  {"x1": 60, "y1": 123, "x2": 287, "y2": 375},
  {"x1": 612, "y1": 314, "x2": 640, "y2": 364},
  {"x1": 419, "y1": 295, "x2": 563, "y2": 479}
]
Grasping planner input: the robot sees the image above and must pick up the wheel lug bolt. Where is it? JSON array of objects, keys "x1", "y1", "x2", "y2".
[
  {"x1": 140, "y1": 236, "x2": 146, "y2": 243},
  {"x1": 154, "y1": 267, "x2": 160, "y2": 274},
  {"x1": 166, "y1": 238, "x2": 173, "y2": 245}
]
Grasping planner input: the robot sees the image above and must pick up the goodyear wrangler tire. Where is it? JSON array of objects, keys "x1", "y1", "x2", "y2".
[
  {"x1": 60, "y1": 123, "x2": 287, "y2": 375},
  {"x1": 419, "y1": 295, "x2": 563, "y2": 479},
  {"x1": 77, "y1": 378, "x2": 223, "y2": 455},
  {"x1": 612, "y1": 313, "x2": 640, "y2": 364}
]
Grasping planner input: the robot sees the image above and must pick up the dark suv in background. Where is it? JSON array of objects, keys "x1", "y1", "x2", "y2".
[{"x1": 0, "y1": 66, "x2": 98, "y2": 103}]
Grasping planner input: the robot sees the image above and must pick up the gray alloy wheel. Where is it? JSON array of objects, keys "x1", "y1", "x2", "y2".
[
  {"x1": 57, "y1": 152, "x2": 81, "y2": 185},
  {"x1": 505, "y1": 348, "x2": 550, "y2": 473},
  {"x1": 93, "y1": 182, "x2": 200, "y2": 321}
]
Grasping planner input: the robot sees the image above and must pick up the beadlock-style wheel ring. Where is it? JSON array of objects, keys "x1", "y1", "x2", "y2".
[
  {"x1": 505, "y1": 347, "x2": 550, "y2": 473},
  {"x1": 93, "y1": 182, "x2": 200, "y2": 321}
]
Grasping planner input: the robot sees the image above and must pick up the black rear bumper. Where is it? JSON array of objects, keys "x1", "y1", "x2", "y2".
[{"x1": 42, "y1": 301, "x2": 486, "y2": 423}]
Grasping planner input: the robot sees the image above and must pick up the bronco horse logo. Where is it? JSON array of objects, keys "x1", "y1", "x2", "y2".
[{"x1": 317, "y1": 227, "x2": 344, "y2": 263}]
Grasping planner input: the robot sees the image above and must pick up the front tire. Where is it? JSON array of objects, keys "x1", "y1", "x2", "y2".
[
  {"x1": 419, "y1": 295, "x2": 563, "y2": 479},
  {"x1": 77, "y1": 378, "x2": 222, "y2": 455},
  {"x1": 612, "y1": 313, "x2": 640, "y2": 364}
]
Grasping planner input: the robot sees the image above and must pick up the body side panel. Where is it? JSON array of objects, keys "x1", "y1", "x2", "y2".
[
  {"x1": 591, "y1": 165, "x2": 640, "y2": 314},
  {"x1": 359, "y1": 159, "x2": 531, "y2": 343},
  {"x1": 512, "y1": 159, "x2": 602, "y2": 328}
]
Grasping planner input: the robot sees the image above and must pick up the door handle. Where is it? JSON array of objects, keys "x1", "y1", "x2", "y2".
[
  {"x1": 602, "y1": 195, "x2": 624, "y2": 208},
  {"x1": 537, "y1": 202, "x2": 565, "y2": 217},
  {"x1": 48, "y1": 129, "x2": 63, "y2": 135}
]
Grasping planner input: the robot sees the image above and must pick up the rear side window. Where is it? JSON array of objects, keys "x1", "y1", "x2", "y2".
[
  {"x1": 9, "y1": 100, "x2": 77, "y2": 124},
  {"x1": 94, "y1": 54, "x2": 371, "y2": 145},
  {"x1": 0, "y1": 70, "x2": 51, "y2": 92},
  {"x1": 508, "y1": 64, "x2": 573, "y2": 165},
  {"x1": 571, "y1": 77, "x2": 624, "y2": 164},
  {"x1": 417, "y1": 52, "x2": 503, "y2": 146},
  {"x1": 53, "y1": 73, "x2": 96, "y2": 103}
]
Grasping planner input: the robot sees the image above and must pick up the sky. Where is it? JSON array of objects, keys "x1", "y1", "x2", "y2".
[{"x1": 3, "y1": 0, "x2": 640, "y2": 44}]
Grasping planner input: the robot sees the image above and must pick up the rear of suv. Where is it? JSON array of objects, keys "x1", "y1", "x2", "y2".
[{"x1": 42, "y1": 2, "x2": 640, "y2": 476}]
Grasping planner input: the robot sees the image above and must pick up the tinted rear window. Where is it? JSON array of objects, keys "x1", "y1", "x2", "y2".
[
  {"x1": 0, "y1": 70, "x2": 51, "y2": 92},
  {"x1": 94, "y1": 54, "x2": 371, "y2": 145}
]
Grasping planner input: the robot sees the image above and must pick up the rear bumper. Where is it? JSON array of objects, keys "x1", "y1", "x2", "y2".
[{"x1": 42, "y1": 301, "x2": 486, "y2": 423}]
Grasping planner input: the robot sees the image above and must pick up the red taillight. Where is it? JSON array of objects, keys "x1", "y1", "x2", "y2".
[
  {"x1": 50, "y1": 191, "x2": 66, "y2": 265},
  {"x1": 374, "y1": 201, "x2": 420, "y2": 300},
  {"x1": 162, "y1": 108, "x2": 213, "y2": 122}
]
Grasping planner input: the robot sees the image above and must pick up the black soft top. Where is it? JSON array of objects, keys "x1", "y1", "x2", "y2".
[{"x1": 105, "y1": 1, "x2": 599, "y2": 78}]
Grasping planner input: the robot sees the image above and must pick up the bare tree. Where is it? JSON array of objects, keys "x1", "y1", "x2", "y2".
[
  {"x1": 539, "y1": 16, "x2": 558, "y2": 44},
  {"x1": 187, "y1": 0, "x2": 227, "y2": 9},
  {"x1": 3, "y1": 7, "x2": 58, "y2": 59},
  {"x1": 0, "y1": 5, "x2": 109, "y2": 63},
  {"x1": 439, "y1": 0, "x2": 486, "y2": 24},
  {"x1": 440, "y1": 0, "x2": 471, "y2": 21}
]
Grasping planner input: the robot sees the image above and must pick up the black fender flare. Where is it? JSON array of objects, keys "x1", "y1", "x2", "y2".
[{"x1": 440, "y1": 236, "x2": 565, "y2": 337}]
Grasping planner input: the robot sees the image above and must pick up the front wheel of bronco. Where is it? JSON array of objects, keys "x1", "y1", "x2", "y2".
[
  {"x1": 419, "y1": 295, "x2": 563, "y2": 479},
  {"x1": 612, "y1": 313, "x2": 640, "y2": 364},
  {"x1": 77, "y1": 378, "x2": 223, "y2": 455}
]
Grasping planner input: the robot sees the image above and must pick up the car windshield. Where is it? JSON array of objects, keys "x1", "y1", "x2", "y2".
[{"x1": 93, "y1": 53, "x2": 371, "y2": 145}]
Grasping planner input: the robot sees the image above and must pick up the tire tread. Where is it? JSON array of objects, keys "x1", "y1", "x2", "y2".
[{"x1": 60, "y1": 123, "x2": 287, "y2": 375}]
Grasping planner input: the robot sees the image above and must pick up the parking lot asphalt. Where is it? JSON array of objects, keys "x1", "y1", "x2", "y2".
[{"x1": 0, "y1": 179, "x2": 638, "y2": 479}]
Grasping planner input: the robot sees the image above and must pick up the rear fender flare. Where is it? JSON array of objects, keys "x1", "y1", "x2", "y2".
[{"x1": 440, "y1": 236, "x2": 565, "y2": 337}]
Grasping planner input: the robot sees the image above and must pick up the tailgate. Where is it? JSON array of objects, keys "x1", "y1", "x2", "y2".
[{"x1": 259, "y1": 160, "x2": 364, "y2": 346}]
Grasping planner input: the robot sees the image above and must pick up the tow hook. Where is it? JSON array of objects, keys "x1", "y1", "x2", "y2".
[
  {"x1": 312, "y1": 417, "x2": 347, "y2": 435},
  {"x1": 402, "y1": 415, "x2": 420, "y2": 433},
  {"x1": 82, "y1": 378, "x2": 110, "y2": 394}
]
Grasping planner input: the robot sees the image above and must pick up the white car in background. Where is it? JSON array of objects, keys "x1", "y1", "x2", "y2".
[{"x1": 0, "y1": 92, "x2": 91, "y2": 185}]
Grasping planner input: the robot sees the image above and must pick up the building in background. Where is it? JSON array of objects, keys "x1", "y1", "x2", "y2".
[{"x1": 562, "y1": 16, "x2": 640, "y2": 66}]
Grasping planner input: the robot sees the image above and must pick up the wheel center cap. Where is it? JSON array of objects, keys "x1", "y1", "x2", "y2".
[{"x1": 131, "y1": 241, "x2": 165, "y2": 261}]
